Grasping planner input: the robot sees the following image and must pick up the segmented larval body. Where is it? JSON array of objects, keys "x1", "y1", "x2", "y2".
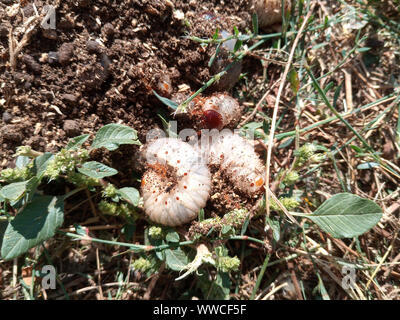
[
  {"x1": 174, "y1": 93, "x2": 243, "y2": 130},
  {"x1": 141, "y1": 138, "x2": 211, "y2": 226},
  {"x1": 207, "y1": 132, "x2": 265, "y2": 195},
  {"x1": 201, "y1": 93, "x2": 243, "y2": 129}
]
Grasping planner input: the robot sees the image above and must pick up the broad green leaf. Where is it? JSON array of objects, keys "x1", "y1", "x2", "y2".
[
  {"x1": 91, "y1": 124, "x2": 140, "y2": 151},
  {"x1": 198, "y1": 272, "x2": 230, "y2": 300},
  {"x1": 221, "y1": 225, "x2": 235, "y2": 237},
  {"x1": 117, "y1": 187, "x2": 140, "y2": 206},
  {"x1": 0, "y1": 177, "x2": 38, "y2": 201},
  {"x1": 66, "y1": 134, "x2": 90, "y2": 150},
  {"x1": 78, "y1": 161, "x2": 118, "y2": 179},
  {"x1": 0, "y1": 220, "x2": 8, "y2": 252},
  {"x1": 15, "y1": 156, "x2": 31, "y2": 169},
  {"x1": 0, "y1": 181, "x2": 28, "y2": 201},
  {"x1": 1, "y1": 196, "x2": 64, "y2": 260},
  {"x1": 165, "y1": 231, "x2": 180, "y2": 243},
  {"x1": 33, "y1": 152, "x2": 54, "y2": 178},
  {"x1": 165, "y1": 247, "x2": 188, "y2": 271},
  {"x1": 300, "y1": 193, "x2": 382, "y2": 238}
]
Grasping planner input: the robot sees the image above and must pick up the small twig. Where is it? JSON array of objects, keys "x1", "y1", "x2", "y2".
[
  {"x1": 12, "y1": 258, "x2": 18, "y2": 300},
  {"x1": 287, "y1": 261, "x2": 303, "y2": 300},
  {"x1": 96, "y1": 248, "x2": 104, "y2": 300},
  {"x1": 343, "y1": 68, "x2": 353, "y2": 111}
]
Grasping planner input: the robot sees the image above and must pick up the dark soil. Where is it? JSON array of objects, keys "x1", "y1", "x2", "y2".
[
  {"x1": 0, "y1": 0, "x2": 255, "y2": 166},
  {"x1": 0, "y1": 0, "x2": 266, "y2": 210}
]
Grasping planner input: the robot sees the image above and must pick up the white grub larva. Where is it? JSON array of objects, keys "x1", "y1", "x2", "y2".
[
  {"x1": 206, "y1": 131, "x2": 265, "y2": 196},
  {"x1": 201, "y1": 93, "x2": 243, "y2": 130},
  {"x1": 174, "y1": 92, "x2": 243, "y2": 130},
  {"x1": 141, "y1": 138, "x2": 211, "y2": 227}
]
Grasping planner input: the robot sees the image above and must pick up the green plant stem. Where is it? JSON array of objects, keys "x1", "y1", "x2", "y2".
[
  {"x1": 59, "y1": 231, "x2": 266, "y2": 252},
  {"x1": 250, "y1": 253, "x2": 271, "y2": 300}
]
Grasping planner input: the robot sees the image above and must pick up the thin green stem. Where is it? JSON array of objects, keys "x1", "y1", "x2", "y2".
[{"x1": 250, "y1": 253, "x2": 271, "y2": 300}]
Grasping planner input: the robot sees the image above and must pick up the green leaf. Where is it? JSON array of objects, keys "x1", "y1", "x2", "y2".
[
  {"x1": 278, "y1": 137, "x2": 295, "y2": 149},
  {"x1": 208, "y1": 43, "x2": 221, "y2": 68},
  {"x1": 288, "y1": 69, "x2": 300, "y2": 94},
  {"x1": 251, "y1": 13, "x2": 259, "y2": 35},
  {"x1": 0, "y1": 181, "x2": 28, "y2": 201},
  {"x1": 221, "y1": 225, "x2": 235, "y2": 237},
  {"x1": 157, "y1": 113, "x2": 178, "y2": 138},
  {"x1": 198, "y1": 208, "x2": 205, "y2": 222},
  {"x1": 356, "y1": 47, "x2": 371, "y2": 53},
  {"x1": 212, "y1": 28, "x2": 219, "y2": 40},
  {"x1": 0, "y1": 177, "x2": 38, "y2": 201},
  {"x1": 117, "y1": 187, "x2": 140, "y2": 206},
  {"x1": 233, "y1": 39, "x2": 243, "y2": 53},
  {"x1": 66, "y1": 134, "x2": 90, "y2": 150},
  {"x1": 198, "y1": 272, "x2": 230, "y2": 300},
  {"x1": 153, "y1": 90, "x2": 178, "y2": 110},
  {"x1": 333, "y1": 82, "x2": 343, "y2": 110},
  {"x1": 165, "y1": 231, "x2": 180, "y2": 243},
  {"x1": 300, "y1": 193, "x2": 382, "y2": 238},
  {"x1": 350, "y1": 145, "x2": 363, "y2": 153},
  {"x1": 165, "y1": 247, "x2": 188, "y2": 271},
  {"x1": 1, "y1": 196, "x2": 64, "y2": 260},
  {"x1": 91, "y1": 124, "x2": 141, "y2": 151},
  {"x1": 15, "y1": 156, "x2": 31, "y2": 169},
  {"x1": 78, "y1": 161, "x2": 118, "y2": 179},
  {"x1": 33, "y1": 152, "x2": 54, "y2": 178},
  {"x1": 0, "y1": 220, "x2": 8, "y2": 252},
  {"x1": 266, "y1": 216, "x2": 280, "y2": 242}
]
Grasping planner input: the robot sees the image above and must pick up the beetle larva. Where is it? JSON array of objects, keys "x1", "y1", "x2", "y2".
[
  {"x1": 141, "y1": 138, "x2": 211, "y2": 226},
  {"x1": 207, "y1": 131, "x2": 265, "y2": 196},
  {"x1": 174, "y1": 92, "x2": 244, "y2": 130}
]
